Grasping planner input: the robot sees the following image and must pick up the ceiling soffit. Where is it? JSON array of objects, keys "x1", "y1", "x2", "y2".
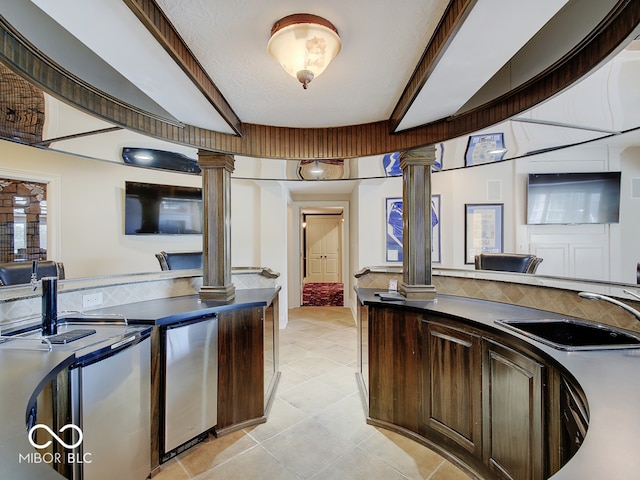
[{"x1": 0, "y1": 1, "x2": 638, "y2": 159}]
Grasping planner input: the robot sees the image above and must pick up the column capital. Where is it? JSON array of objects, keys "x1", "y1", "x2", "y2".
[
  {"x1": 400, "y1": 145, "x2": 437, "y2": 169},
  {"x1": 197, "y1": 150, "x2": 235, "y2": 172}
]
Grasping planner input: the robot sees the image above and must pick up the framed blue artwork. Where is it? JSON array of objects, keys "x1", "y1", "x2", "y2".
[
  {"x1": 385, "y1": 195, "x2": 442, "y2": 263},
  {"x1": 465, "y1": 133, "x2": 506, "y2": 166},
  {"x1": 385, "y1": 198, "x2": 403, "y2": 262},
  {"x1": 433, "y1": 143, "x2": 444, "y2": 171},
  {"x1": 382, "y1": 144, "x2": 444, "y2": 176},
  {"x1": 382, "y1": 152, "x2": 402, "y2": 177},
  {"x1": 432, "y1": 194, "x2": 441, "y2": 263}
]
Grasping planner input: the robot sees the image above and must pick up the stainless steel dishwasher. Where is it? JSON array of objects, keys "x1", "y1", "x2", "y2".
[
  {"x1": 163, "y1": 314, "x2": 218, "y2": 458},
  {"x1": 69, "y1": 326, "x2": 151, "y2": 480}
]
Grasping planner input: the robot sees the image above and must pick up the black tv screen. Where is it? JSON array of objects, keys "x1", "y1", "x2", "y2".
[
  {"x1": 527, "y1": 172, "x2": 621, "y2": 225},
  {"x1": 125, "y1": 181, "x2": 203, "y2": 235}
]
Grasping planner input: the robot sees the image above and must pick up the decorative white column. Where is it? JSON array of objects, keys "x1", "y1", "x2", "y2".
[
  {"x1": 399, "y1": 145, "x2": 437, "y2": 300},
  {"x1": 197, "y1": 150, "x2": 235, "y2": 301}
]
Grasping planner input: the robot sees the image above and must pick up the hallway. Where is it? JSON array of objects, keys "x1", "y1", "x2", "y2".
[{"x1": 153, "y1": 306, "x2": 471, "y2": 480}]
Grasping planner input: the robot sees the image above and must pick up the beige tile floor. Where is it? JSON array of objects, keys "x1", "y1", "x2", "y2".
[{"x1": 153, "y1": 306, "x2": 471, "y2": 480}]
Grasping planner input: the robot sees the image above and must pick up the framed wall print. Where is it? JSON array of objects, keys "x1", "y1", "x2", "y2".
[
  {"x1": 465, "y1": 203, "x2": 503, "y2": 264},
  {"x1": 386, "y1": 196, "x2": 442, "y2": 263},
  {"x1": 385, "y1": 197, "x2": 403, "y2": 262},
  {"x1": 465, "y1": 133, "x2": 506, "y2": 166},
  {"x1": 382, "y1": 144, "x2": 445, "y2": 176},
  {"x1": 431, "y1": 194, "x2": 441, "y2": 263}
]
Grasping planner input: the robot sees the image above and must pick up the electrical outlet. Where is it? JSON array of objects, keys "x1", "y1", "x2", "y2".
[{"x1": 82, "y1": 292, "x2": 103, "y2": 309}]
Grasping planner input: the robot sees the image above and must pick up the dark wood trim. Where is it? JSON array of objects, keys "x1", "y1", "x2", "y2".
[
  {"x1": 216, "y1": 307, "x2": 265, "y2": 432},
  {"x1": 122, "y1": 0, "x2": 242, "y2": 135},
  {"x1": 149, "y1": 326, "x2": 162, "y2": 471},
  {"x1": 270, "y1": 13, "x2": 339, "y2": 37},
  {"x1": 1, "y1": 0, "x2": 638, "y2": 159},
  {"x1": 30, "y1": 126, "x2": 123, "y2": 147}
]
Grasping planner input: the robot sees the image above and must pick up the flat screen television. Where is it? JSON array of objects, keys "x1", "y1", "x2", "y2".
[
  {"x1": 125, "y1": 181, "x2": 202, "y2": 235},
  {"x1": 526, "y1": 172, "x2": 621, "y2": 225}
]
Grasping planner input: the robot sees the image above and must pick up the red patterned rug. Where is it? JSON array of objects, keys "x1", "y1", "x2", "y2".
[{"x1": 302, "y1": 282, "x2": 344, "y2": 306}]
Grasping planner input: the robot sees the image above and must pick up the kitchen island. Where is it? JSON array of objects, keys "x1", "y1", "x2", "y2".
[
  {"x1": 89, "y1": 287, "x2": 281, "y2": 472},
  {"x1": 355, "y1": 287, "x2": 640, "y2": 480}
]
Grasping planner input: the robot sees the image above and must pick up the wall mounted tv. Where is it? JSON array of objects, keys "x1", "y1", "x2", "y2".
[
  {"x1": 125, "y1": 181, "x2": 203, "y2": 235},
  {"x1": 526, "y1": 172, "x2": 621, "y2": 225}
]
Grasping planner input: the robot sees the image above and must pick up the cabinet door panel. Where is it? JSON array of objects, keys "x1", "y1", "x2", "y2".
[
  {"x1": 368, "y1": 307, "x2": 421, "y2": 431},
  {"x1": 424, "y1": 322, "x2": 482, "y2": 455},
  {"x1": 483, "y1": 340, "x2": 545, "y2": 480},
  {"x1": 217, "y1": 307, "x2": 264, "y2": 431}
]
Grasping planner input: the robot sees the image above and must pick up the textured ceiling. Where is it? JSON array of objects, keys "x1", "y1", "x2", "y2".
[
  {"x1": 21, "y1": 0, "x2": 587, "y2": 132},
  {"x1": 151, "y1": 0, "x2": 450, "y2": 128}
]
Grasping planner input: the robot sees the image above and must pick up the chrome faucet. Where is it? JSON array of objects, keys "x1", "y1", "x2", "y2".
[
  {"x1": 578, "y1": 291, "x2": 640, "y2": 322},
  {"x1": 30, "y1": 260, "x2": 38, "y2": 291}
]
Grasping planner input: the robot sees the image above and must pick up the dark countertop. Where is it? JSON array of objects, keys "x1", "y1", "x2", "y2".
[
  {"x1": 87, "y1": 288, "x2": 280, "y2": 326},
  {"x1": 356, "y1": 288, "x2": 640, "y2": 480},
  {"x1": 0, "y1": 288, "x2": 279, "y2": 480}
]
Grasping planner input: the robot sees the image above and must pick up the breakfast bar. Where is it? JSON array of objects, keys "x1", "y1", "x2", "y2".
[{"x1": 355, "y1": 287, "x2": 640, "y2": 480}]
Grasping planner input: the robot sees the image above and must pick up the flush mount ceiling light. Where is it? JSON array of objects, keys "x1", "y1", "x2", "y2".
[{"x1": 268, "y1": 13, "x2": 341, "y2": 89}]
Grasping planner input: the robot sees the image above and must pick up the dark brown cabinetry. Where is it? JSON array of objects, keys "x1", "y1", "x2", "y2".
[
  {"x1": 422, "y1": 321, "x2": 482, "y2": 458},
  {"x1": 217, "y1": 299, "x2": 280, "y2": 435},
  {"x1": 359, "y1": 303, "x2": 554, "y2": 480},
  {"x1": 368, "y1": 306, "x2": 423, "y2": 432},
  {"x1": 217, "y1": 306, "x2": 265, "y2": 432},
  {"x1": 482, "y1": 339, "x2": 545, "y2": 480}
]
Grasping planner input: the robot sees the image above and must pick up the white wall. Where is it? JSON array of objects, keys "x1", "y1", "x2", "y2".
[
  {"x1": 433, "y1": 160, "x2": 517, "y2": 269},
  {"x1": 231, "y1": 179, "x2": 261, "y2": 267},
  {"x1": 4, "y1": 135, "x2": 636, "y2": 299},
  {"x1": 353, "y1": 177, "x2": 402, "y2": 268},
  {"x1": 515, "y1": 144, "x2": 623, "y2": 281},
  {"x1": 619, "y1": 146, "x2": 640, "y2": 282},
  {"x1": 257, "y1": 181, "x2": 289, "y2": 327},
  {"x1": 350, "y1": 144, "x2": 635, "y2": 284},
  {"x1": 0, "y1": 141, "x2": 291, "y2": 281},
  {"x1": 0, "y1": 140, "x2": 202, "y2": 278}
]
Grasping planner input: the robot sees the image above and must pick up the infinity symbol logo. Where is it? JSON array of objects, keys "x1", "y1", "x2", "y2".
[{"x1": 28, "y1": 424, "x2": 83, "y2": 449}]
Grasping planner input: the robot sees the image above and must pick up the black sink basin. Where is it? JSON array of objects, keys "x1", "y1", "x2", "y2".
[{"x1": 496, "y1": 319, "x2": 640, "y2": 351}]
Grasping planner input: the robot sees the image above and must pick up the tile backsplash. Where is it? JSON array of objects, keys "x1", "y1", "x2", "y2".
[{"x1": 0, "y1": 271, "x2": 277, "y2": 332}]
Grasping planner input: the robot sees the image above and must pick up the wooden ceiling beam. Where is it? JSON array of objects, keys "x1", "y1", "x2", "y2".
[
  {"x1": 388, "y1": 0, "x2": 477, "y2": 133},
  {"x1": 123, "y1": 0, "x2": 243, "y2": 135}
]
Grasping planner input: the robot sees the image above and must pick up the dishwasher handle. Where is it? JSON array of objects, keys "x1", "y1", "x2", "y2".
[{"x1": 164, "y1": 313, "x2": 217, "y2": 330}]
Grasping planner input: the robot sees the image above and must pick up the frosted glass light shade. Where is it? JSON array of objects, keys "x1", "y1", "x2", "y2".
[{"x1": 268, "y1": 14, "x2": 341, "y2": 89}]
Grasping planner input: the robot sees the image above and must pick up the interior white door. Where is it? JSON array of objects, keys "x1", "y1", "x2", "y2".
[{"x1": 306, "y1": 215, "x2": 342, "y2": 283}]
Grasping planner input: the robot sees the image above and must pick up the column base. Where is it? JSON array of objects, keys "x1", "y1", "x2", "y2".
[
  {"x1": 199, "y1": 284, "x2": 236, "y2": 302},
  {"x1": 399, "y1": 282, "x2": 437, "y2": 300}
]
